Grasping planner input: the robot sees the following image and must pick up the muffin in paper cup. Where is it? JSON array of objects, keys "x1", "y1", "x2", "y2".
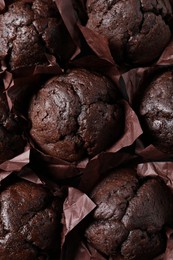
[{"x1": 61, "y1": 151, "x2": 173, "y2": 260}]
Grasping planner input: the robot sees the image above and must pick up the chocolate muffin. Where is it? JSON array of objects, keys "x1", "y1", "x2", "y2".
[
  {"x1": 0, "y1": 86, "x2": 25, "y2": 163},
  {"x1": 28, "y1": 68, "x2": 123, "y2": 162},
  {"x1": 0, "y1": 178, "x2": 63, "y2": 259},
  {"x1": 0, "y1": 0, "x2": 75, "y2": 70},
  {"x1": 85, "y1": 168, "x2": 173, "y2": 259},
  {"x1": 139, "y1": 71, "x2": 173, "y2": 153},
  {"x1": 86, "y1": 0, "x2": 172, "y2": 65}
]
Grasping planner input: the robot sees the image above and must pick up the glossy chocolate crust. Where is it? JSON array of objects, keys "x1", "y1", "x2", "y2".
[
  {"x1": 0, "y1": 87, "x2": 25, "y2": 163},
  {"x1": 28, "y1": 69, "x2": 123, "y2": 162},
  {"x1": 0, "y1": 0, "x2": 75, "y2": 70},
  {"x1": 86, "y1": 0, "x2": 172, "y2": 65},
  {"x1": 85, "y1": 168, "x2": 173, "y2": 259},
  {"x1": 0, "y1": 179, "x2": 62, "y2": 260},
  {"x1": 139, "y1": 71, "x2": 173, "y2": 153}
]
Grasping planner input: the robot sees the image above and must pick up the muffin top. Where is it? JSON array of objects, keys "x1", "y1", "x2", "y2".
[
  {"x1": 85, "y1": 168, "x2": 173, "y2": 259},
  {"x1": 0, "y1": 0, "x2": 75, "y2": 70},
  {"x1": 28, "y1": 68, "x2": 123, "y2": 162},
  {"x1": 139, "y1": 71, "x2": 173, "y2": 153},
  {"x1": 0, "y1": 179, "x2": 63, "y2": 260},
  {"x1": 86, "y1": 0, "x2": 172, "y2": 65}
]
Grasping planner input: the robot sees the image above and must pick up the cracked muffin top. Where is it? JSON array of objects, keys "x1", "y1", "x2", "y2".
[
  {"x1": 85, "y1": 168, "x2": 173, "y2": 259},
  {"x1": 0, "y1": 179, "x2": 63, "y2": 260},
  {"x1": 0, "y1": 0, "x2": 75, "y2": 70},
  {"x1": 86, "y1": 0, "x2": 172, "y2": 66},
  {"x1": 28, "y1": 68, "x2": 123, "y2": 162},
  {"x1": 139, "y1": 70, "x2": 173, "y2": 153},
  {"x1": 0, "y1": 86, "x2": 25, "y2": 163}
]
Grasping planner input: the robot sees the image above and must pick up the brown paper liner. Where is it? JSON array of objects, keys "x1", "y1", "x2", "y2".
[
  {"x1": 3, "y1": 71, "x2": 14, "y2": 110},
  {"x1": 0, "y1": 148, "x2": 30, "y2": 182},
  {"x1": 0, "y1": 146, "x2": 43, "y2": 186},
  {"x1": 29, "y1": 148, "x2": 82, "y2": 184},
  {"x1": 62, "y1": 187, "x2": 96, "y2": 245},
  {"x1": 0, "y1": 55, "x2": 62, "y2": 81},
  {"x1": 137, "y1": 161, "x2": 173, "y2": 192},
  {"x1": 135, "y1": 141, "x2": 173, "y2": 162},
  {"x1": 55, "y1": 0, "x2": 81, "y2": 59},
  {"x1": 78, "y1": 25, "x2": 115, "y2": 66},
  {"x1": 106, "y1": 101, "x2": 142, "y2": 153},
  {"x1": 61, "y1": 186, "x2": 96, "y2": 260},
  {"x1": 16, "y1": 166, "x2": 42, "y2": 184},
  {"x1": 0, "y1": 148, "x2": 30, "y2": 173}
]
